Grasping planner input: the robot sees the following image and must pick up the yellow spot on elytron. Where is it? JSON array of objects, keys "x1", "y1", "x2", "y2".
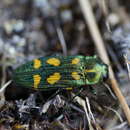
[
  {"x1": 72, "y1": 58, "x2": 80, "y2": 64},
  {"x1": 33, "y1": 75, "x2": 41, "y2": 89},
  {"x1": 66, "y1": 87, "x2": 73, "y2": 90},
  {"x1": 71, "y1": 72, "x2": 80, "y2": 80},
  {"x1": 47, "y1": 72, "x2": 61, "y2": 84},
  {"x1": 46, "y1": 58, "x2": 60, "y2": 66},
  {"x1": 34, "y1": 59, "x2": 41, "y2": 69}
]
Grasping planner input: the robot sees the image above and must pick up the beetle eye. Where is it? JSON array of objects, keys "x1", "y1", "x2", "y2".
[{"x1": 86, "y1": 72, "x2": 96, "y2": 79}]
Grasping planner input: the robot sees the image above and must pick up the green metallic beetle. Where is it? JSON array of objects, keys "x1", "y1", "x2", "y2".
[{"x1": 13, "y1": 55, "x2": 108, "y2": 90}]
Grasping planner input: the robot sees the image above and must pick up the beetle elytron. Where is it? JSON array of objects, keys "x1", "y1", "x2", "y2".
[{"x1": 13, "y1": 55, "x2": 108, "y2": 90}]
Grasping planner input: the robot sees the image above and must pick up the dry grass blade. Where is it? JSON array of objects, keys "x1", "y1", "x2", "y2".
[
  {"x1": 56, "y1": 27, "x2": 67, "y2": 56},
  {"x1": 72, "y1": 93, "x2": 93, "y2": 129},
  {"x1": 0, "y1": 80, "x2": 12, "y2": 108},
  {"x1": 123, "y1": 54, "x2": 130, "y2": 80},
  {"x1": 78, "y1": 0, "x2": 130, "y2": 124},
  {"x1": 104, "y1": 106, "x2": 123, "y2": 123},
  {"x1": 109, "y1": 122, "x2": 127, "y2": 130}
]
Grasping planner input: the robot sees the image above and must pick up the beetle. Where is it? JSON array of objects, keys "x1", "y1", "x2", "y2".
[{"x1": 13, "y1": 55, "x2": 108, "y2": 90}]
